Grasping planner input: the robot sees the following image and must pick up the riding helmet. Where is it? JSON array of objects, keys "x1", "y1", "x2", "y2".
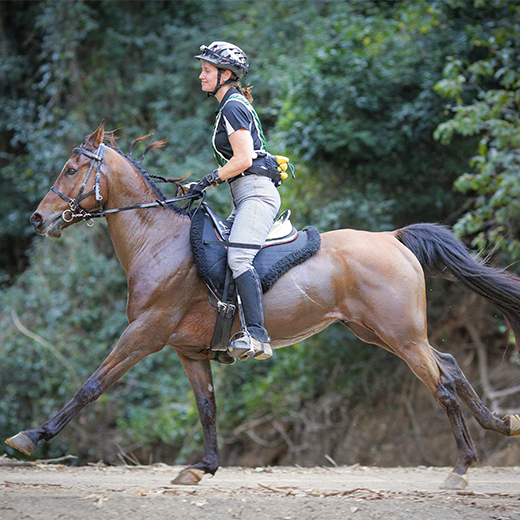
[{"x1": 195, "y1": 41, "x2": 249, "y2": 80}]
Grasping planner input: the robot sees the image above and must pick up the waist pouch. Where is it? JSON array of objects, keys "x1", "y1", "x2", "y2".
[{"x1": 229, "y1": 153, "x2": 292, "y2": 187}]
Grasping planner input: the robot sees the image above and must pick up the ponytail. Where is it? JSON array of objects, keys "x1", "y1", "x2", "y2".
[
  {"x1": 239, "y1": 83, "x2": 253, "y2": 103},
  {"x1": 228, "y1": 79, "x2": 253, "y2": 103}
]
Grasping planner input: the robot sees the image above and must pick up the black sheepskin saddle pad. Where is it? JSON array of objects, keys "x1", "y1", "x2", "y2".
[{"x1": 190, "y1": 203, "x2": 321, "y2": 298}]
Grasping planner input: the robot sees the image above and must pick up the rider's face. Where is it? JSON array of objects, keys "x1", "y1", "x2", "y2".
[{"x1": 199, "y1": 61, "x2": 219, "y2": 93}]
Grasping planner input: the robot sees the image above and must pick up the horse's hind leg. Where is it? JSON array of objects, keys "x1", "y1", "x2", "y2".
[
  {"x1": 432, "y1": 349, "x2": 520, "y2": 438},
  {"x1": 431, "y1": 367, "x2": 478, "y2": 489},
  {"x1": 346, "y1": 320, "x2": 478, "y2": 489},
  {"x1": 5, "y1": 319, "x2": 165, "y2": 456},
  {"x1": 401, "y1": 342, "x2": 480, "y2": 489}
]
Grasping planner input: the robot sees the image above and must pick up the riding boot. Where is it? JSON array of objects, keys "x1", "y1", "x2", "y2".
[{"x1": 228, "y1": 268, "x2": 272, "y2": 360}]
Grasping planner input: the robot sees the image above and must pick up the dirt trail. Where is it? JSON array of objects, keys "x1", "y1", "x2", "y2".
[{"x1": 1, "y1": 463, "x2": 519, "y2": 519}]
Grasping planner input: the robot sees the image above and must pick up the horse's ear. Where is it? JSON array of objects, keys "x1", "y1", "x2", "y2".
[{"x1": 84, "y1": 120, "x2": 105, "y2": 151}]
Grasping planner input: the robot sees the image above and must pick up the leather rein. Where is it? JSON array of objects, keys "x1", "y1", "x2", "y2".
[{"x1": 51, "y1": 144, "x2": 198, "y2": 225}]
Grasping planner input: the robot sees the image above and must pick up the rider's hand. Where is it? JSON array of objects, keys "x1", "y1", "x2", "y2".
[
  {"x1": 187, "y1": 169, "x2": 223, "y2": 197},
  {"x1": 186, "y1": 179, "x2": 207, "y2": 198}
]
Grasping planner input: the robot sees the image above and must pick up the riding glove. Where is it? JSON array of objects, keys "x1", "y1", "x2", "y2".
[{"x1": 187, "y1": 169, "x2": 223, "y2": 197}]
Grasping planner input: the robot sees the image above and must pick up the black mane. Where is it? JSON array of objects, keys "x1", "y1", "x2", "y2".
[{"x1": 106, "y1": 143, "x2": 187, "y2": 217}]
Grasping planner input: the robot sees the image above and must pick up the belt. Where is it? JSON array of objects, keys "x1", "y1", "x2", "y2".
[{"x1": 228, "y1": 165, "x2": 281, "y2": 185}]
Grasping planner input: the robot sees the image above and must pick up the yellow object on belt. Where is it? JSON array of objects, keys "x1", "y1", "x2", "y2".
[{"x1": 275, "y1": 155, "x2": 290, "y2": 180}]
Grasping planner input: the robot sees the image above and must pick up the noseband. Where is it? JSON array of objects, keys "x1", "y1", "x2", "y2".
[{"x1": 51, "y1": 144, "x2": 105, "y2": 225}]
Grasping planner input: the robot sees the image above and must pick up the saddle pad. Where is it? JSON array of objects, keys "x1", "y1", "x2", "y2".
[{"x1": 190, "y1": 206, "x2": 321, "y2": 297}]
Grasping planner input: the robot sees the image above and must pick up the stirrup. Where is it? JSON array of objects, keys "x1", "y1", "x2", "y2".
[{"x1": 228, "y1": 331, "x2": 272, "y2": 361}]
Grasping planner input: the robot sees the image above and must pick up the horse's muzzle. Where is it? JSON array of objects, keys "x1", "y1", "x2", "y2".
[{"x1": 30, "y1": 211, "x2": 63, "y2": 238}]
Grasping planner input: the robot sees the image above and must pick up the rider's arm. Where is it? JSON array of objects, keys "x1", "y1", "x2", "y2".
[{"x1": 215, "y1": 128, "x2": 253, "y2": 182}]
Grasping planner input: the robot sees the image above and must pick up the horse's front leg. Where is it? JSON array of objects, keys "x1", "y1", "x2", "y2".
[
  {"x1": 5, "y1": 319, "x2": 165, "y2": 456},
  {"x1": 171, "y1": 353, "x2": 218, "y2": 486}
]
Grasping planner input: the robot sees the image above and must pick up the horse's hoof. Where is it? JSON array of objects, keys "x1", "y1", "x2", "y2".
[
  {"x1": 440, "y1": 472, "x2": 468, "y2": 490},
  {"x1": 5, "y1": 432, "x2": 36, "y2": 456},
  {"x1": 171, "y1": 467, "x2": 205, "y2": 485},
  {"x1": 509, "y1": 414, "x2": 520, "y2": 437}
]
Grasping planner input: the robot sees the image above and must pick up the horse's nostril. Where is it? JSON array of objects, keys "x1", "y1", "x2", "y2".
[{"x1": 30, "y1": 213, "x2": 43, "y2": 226}]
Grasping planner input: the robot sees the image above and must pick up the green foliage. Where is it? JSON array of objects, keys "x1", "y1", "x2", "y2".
[
  {"x1": 0, "y1": 0, "x2": 218, "y2": 282},
  {"x1": 273, "y1": 1, "x2": 471, "y2": 228},
  {"x1": 434, "y1": 0, "x2": 520, "y2": 263}
]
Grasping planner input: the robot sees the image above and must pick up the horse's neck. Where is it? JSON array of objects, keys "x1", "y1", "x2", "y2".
[{"x1": 103, "y1": 152, "x2": 190, "y2": 274}]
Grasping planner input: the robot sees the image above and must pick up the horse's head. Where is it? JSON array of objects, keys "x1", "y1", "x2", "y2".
[{"x1": 31, "y1": 121, "x2": 110, "y2": 238}]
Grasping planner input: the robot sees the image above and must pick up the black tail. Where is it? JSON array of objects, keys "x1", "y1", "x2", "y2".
[{"x1": 395, "y1": 223, "x2": 520, "y2": 346}]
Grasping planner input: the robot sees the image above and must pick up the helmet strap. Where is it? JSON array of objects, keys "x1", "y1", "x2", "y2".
[
  {"x1": 207, "y1": 69, "x2": 236, "y2": 98},
  {"x1": 208, "y1": 69, "x2": 223, "y2": 98}
]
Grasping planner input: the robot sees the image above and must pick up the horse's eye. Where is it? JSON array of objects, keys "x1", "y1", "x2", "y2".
[{"x1": 66, "y1": 167, "x2": 77, "y2": 176}]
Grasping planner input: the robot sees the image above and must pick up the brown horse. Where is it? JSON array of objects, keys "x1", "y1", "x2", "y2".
[{"x1": 6, "y1": 122, "x2": 520, "y2": 489}]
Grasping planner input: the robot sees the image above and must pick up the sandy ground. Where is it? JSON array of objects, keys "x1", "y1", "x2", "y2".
[{"x1": 1, "y1": 463, "x2": 519, "y2": 520}]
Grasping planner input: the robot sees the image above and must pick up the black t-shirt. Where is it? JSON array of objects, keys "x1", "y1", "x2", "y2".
[{"x1": 212, "y1": 88, "x2": 268, "y2": 167}]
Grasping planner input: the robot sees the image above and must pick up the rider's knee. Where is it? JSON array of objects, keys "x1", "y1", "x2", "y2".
[{"x1": 228, "y1": 252, "x2": 252, "y2": 279}]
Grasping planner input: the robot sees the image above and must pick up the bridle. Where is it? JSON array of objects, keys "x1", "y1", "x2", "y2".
[
  {"x1": 50, "y1": 143, "x2": 200, "y2": 226},
  {"x1": 51, "y1": 144, "x2": 106, "y2": 226}
]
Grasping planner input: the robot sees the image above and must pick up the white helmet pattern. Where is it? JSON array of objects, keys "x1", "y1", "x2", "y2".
[{"x1": 195, "y1": 41, "x2": 249, "y2": 80}]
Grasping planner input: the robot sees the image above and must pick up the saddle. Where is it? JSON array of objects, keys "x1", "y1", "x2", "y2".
[
  {"x1": 189, "y1": 203, "x2": 321, "y2": 356},
  {"x1": 190, "y1": 203, "x2": 321, "y2": 297}
]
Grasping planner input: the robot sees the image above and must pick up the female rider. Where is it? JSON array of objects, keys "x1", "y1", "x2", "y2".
[{"x1": 188, "y1": 41, "x2": 281, "y2": 360}]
